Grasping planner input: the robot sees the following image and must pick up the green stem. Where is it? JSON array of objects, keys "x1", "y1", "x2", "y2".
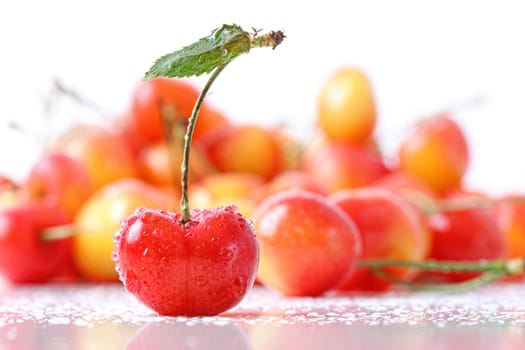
[
  {"x1": 180, "y1": 63, "x2": 229, "y2": 223},
  {"x1": 161, "y1": 104, "x2": 185, "y2": 190},
  {"x1": 371, "y1": 267, "x2": 506, "y2": 292},
  {"x1": 359, "y1": 258, "x2": 524, "y2": 292},
  {"x1": 359, "y1": 258, "x2": 520, "y2": 273}
]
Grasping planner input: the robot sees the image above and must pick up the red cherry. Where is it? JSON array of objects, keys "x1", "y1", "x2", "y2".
[
  {"x1": 420, "y1": 192, "x2": 507, "y2": 283},
  {"x1": 252, "y1": 189, "x2": 361, "y2": 296},
  {"x1": 113, "y1": 205, "x2": 258, "y2": 316},
  {"x1": 24, "y1": 152, "x2": 94, "y2": 219},
  {"x1": 0, "y1": 201, "x2": 72, "y2": 283},
  {"x1": 331, "y1": 187, "x2": 431, "y2": 292}
]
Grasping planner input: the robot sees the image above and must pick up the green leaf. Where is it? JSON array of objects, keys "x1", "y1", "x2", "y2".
[{"x1": 144, "y1": 24, "x2": 252, "y2": 79}]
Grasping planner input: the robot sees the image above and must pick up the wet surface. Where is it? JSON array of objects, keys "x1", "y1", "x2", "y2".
[{"x1": 1, "y1": 283, "x2": 525, "y2": 349}]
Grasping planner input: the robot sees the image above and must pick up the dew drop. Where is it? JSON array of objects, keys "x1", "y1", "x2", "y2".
[
  {"x1": 231, "y1": 276, "x2": 244, "y2": 298},
  {"x1": 125, "y1": 270, "x2": 140, "y2": 293},
  {"x1": 219, "y1": 246, "x2": 235, "y2": 262},
  {"x1": 140, "y1": 210, "x2": 157, "y2": 224},
  {"x1": 194, "y1": 275, "x2": 208, "y2": 287}
]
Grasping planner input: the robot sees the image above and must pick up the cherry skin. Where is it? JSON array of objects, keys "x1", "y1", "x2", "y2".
[
  {"x1": 251, "y1": 189, "x2": 362, "y2": 296},
  {"x1": 317, "y1": 66, "x2": 377, "y2": 145},
  {"x1": 113, "y1": 205, "x2": 258, "y2": 316},
  {"x1": 496, "y1": 195, "x2": 525, "y2": 260},
  {"x1": 203, "y1": 124, "x2": 284, "y2": 180},
  {"x1": 397, "y1": 113, "x2": 469, "y2": 195},
  {"x1": 24, "y1": 152, "x2": 94, "y2": 219},
  {"x1": 420, "y1": 191, "x2": 507, "y2": 283},
  {"x1": 73, "y1": 178, "x2": 175, "y2": 282},
  {"x1": 52, "y1": 124, "x2": 139, "y2": 190},
  {"x1": 302, "y1": 139, "x2": 388, "y2": 193},
  {"x1": 0, "y1": 201, "x2": 72, "y2": 283},
  {"x1": 331, "y1": 187, "x2": 431, "y2": 292},
  {"x1": 126, "y1": 77, "x2": 200, "y2": 146}
]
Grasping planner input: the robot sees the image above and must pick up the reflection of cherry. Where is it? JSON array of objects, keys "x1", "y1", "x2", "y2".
[{"x1": 125, "y1": 321, "x2": 251, "y2": 350}]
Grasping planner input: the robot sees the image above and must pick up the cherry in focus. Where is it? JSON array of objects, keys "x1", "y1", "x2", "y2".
[{"x1": 113, "y1": 205, "x2": 258, "y2": 316}]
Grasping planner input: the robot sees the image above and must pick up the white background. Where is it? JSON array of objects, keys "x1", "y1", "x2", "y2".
[{"x1": 1, "y1": 0, "x2": 524, "y2": 195}]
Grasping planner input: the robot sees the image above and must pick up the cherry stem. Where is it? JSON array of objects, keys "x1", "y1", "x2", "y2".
[
  {"x1": 358, "y1": 258, "x2": 524, "y2": 292},
  {"x1": 412, "y1": 194, "x2": 525, "y2": 216},
  {"x1": 161, "y1": 104, "x2": 185, "y2": 191},
  {"x1": 180, "y1": 63, "x2": 229, "y2": 223},
  {"x1": 40, "y1": 224, "x2": 77, "y2": 241}
]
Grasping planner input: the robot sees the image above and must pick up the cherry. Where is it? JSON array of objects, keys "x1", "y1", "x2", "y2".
[
  {"x1": 252, "y1": 189, "x2": 361, "y2": 296},
  {"x1": 23, "y1": 151, "x2": 94, "y2": 219},
  {"x1": 302, "y1": 138, "x2": 388, "y2": 193},
  {"x1": 330, "y1": 187, "x2": 431, "y2": 292},
  {"x1": 113, "y1": 205, "x2": 257, "y2": 316},
  {"x1": 417, "y1": 191, "x2": 507, "y2": 283},
  {"x1": 397, "y1": 113, "x2": 469, "y2": 195},
  {"x1": 112, "y1": 27, "x2": 283, "y2": 316},
  {"x1": 0, "y1": 201, "x2": 72, "y2": 283},
  {"x1": 496, "y1": 195, "x2": 525, "y2": 261}
]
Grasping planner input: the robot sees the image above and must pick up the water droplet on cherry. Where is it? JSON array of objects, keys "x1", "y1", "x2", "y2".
[
  {"x1": 125, "y1": 270, "x2": 140, "y2": 293},
  {"x1": 141, "y1": 210, "x2": 157, "y2": 224},
  {"x1": 231, "y1": 276, "x2": 244, "y2": 298},
  {"x1": 194, "y1": 275, "x2": 208, "y2": 287},
  {"x1": 219, "y1": 246, "x2": 235, "y2": 262}
]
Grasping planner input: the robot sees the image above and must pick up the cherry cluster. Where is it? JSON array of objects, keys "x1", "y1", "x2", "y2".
[{"x1": 0, "y1": 67, "x2": 522, "y2": 317}]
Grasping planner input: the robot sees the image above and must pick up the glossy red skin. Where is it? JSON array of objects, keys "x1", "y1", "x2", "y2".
[
  {"x1": 113, "y1": 205, "x2": 258, "y2": 316},
  {"x1": 303, "y1": 141, "x2": 388, "y2": 193},
  {"x1": 252, "y1": 190, "x2": 361, "y2": 296},
  {"x1": 398, "y1": 113, "x2": 469, "y2": 195},
  {"x1": 331, "y1": 187, "x2": 430, "y2": 292},
  {"x1": 0, "y1": 202, "x2": 72, "y2": 283},
  {"x1": 422, "y1": 204, "x2": 507, "y2": 282},
  {"x1": 25, "y1": 152, "x2": 93, "y2": 219}
]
